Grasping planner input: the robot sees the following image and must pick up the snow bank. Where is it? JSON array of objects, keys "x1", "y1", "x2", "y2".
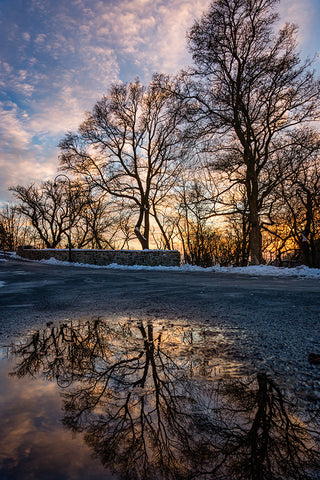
[
  {"x1": 36, "y1": 257, "x2": 320, "y2": 278},
  {"x1": 212, "y1": 264, "x2": 320, "y2": 278}
]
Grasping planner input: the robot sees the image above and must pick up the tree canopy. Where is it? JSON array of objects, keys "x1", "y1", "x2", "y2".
[
  {"x1": 7, "y1": 0, "x2": 320, "y2": 267},
  {"x1": 186, "y1": 0, "x2": 320, "y2": 263}
]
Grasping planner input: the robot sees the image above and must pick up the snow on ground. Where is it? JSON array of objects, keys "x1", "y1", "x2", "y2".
[
  {"x1": 0, "y1": 281, "x2": 5, "y2": 287},
  {"x1": 29, "y1": 256, "x2": 320, "y2": 278}
]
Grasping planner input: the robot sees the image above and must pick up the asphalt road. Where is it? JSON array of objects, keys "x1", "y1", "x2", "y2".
[
  {"x1": 0, "y1": 257, "x2": 318, "y2": 332},
  {"x1": 0, "y1": 257, "x2": 320, "y2": 393}
]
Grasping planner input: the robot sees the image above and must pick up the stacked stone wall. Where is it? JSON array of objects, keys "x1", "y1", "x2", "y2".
[{"x1": 16, "y1": 247, "x2": 181, "y2": 267}]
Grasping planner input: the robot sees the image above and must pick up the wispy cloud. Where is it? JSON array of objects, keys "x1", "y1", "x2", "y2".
[
  {"x1": 0, "y1": 0, "x2": 318, "y2": 202},
  {"x1": 278, "y1": 0, "x2": 318, "y2": 56},
  {"x1": 0, "y1": 102, "x2": 57, "y2": 199},
  {"x1": 279, "y1": 0, "x2": 314, "y2": 28},
  {"x1": 86, "y1": 0, "x2": 211, "y2": 76},
  {"x1": 0, "y1": 103, "x2": 31, "y2": 150}
]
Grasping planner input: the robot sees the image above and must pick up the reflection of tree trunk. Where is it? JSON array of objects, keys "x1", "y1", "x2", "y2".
[
  {"x1": 249, "y1": 373, "x2": 270, "y2": 480},
  {"x1": 8, "y1": 320, "x2": 320, "y2": 480},
  {"x1": 137, "y1": 323, "x2": 153, "y2": 388},
  {"x1": 247, "y1": 372, "x2": 300, "y2": 480}
]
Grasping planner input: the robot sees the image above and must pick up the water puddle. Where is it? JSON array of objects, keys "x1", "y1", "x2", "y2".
[{"x1": 0, "y1": 317, "x2": 319, "y2": 479}]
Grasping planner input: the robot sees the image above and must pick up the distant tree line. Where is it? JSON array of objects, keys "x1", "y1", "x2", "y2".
[{"x1": 3, "y1": 0, "x2": 320, "y2": 267}]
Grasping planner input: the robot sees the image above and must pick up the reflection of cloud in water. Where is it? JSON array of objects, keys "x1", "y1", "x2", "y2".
[
  {"x1": 0, "y1": 359, "x2": 109, "y2": 479},
  {"x1": 3, "y1": 317, "x2": 320, "y2": 480}
]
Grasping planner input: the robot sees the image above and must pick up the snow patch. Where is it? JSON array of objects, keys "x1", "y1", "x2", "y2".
[
  {"x1": 35, "y1": 257, "x2": 320, "y2": 278},
  {"x1": 24, "y1": 248, "x2": 174, "y2": 253},
  {"x1": 211, "y1": 264, "x2": 320, "y2": 278}
]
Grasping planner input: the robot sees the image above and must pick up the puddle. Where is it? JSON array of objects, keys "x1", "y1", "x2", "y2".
[{"x1": 0, "y1": 317, "x2": 319, "y2": 480}]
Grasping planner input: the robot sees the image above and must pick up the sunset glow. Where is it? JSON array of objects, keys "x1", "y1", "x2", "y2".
[{"x1": 0, "y1": 0, "x2": 319, "y2": 202}]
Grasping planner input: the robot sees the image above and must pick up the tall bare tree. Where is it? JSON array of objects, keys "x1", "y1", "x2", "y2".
[
  {"x1": 185, "y1": 0, "x2": 320, "y2": 264},
  {"x1": 59, "y1": 76, "x2": 185, "y2": 250}
]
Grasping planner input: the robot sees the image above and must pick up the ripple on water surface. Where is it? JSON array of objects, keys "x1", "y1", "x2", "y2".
[{"x1": 0, "y1": 317, "x2": 319, "y2": 480}]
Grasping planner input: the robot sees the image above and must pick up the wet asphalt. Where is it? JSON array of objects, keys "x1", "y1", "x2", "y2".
[{"x1": 0, "y1": 257, "x2": 319, "y2": 343}]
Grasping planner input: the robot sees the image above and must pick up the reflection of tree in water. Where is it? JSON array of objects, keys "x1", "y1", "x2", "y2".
[
  {"x1": 10, "y1": 318, "x2": 320, "y2": 480},
  {"x1": 201, "y1": 374, "x2": 320, "y2": 480}
]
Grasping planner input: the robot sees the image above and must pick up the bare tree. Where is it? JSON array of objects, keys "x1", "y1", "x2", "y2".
[
  {"x1": 266, "y1": 128, "x2": 320, "y2": 267},
  {"x1": 164, "y1": 172, "x2": 247, "y2": 266},
  {"x1": 10, "y1": 179, "x2": 87, "y2": 248},
  {"x1": 185, "y1": 0, "x2": 320, "y2": 264},
  {"x1": 59, "y1": 76, "x2": 186, "y2": 250},
  {"x1": 0, "y1": 203, "x2": 34, "y2": 250},
  {"x1": 73, "y1": 193, "x2": 137, "y2": 250}
]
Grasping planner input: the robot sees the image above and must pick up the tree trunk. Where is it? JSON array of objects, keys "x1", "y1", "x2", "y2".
[
  {"x1": 134, "y1": 205, "x2": 149, "y2": 250},
  {"x1": 152, "y1": 205, "x2": 171, "y2": 250},
  {"x1": 241, "y1": 211, "x2": 249, "y2": 266},
  {"x1": 249, "y1": 217, "x2": 262, "y2": 265},
  {"x1": 302, "y1": 190, "x2": 313, "y2": 267},
  {"x1": 247, "y1": 168, "x2": 263, "y2": 265},
  {"x1": 143, "y1": 206, "x2": 150, "y2": 250}
]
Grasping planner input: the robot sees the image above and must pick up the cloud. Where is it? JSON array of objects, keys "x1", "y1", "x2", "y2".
[
  {"x1": 0, "y1": 148, "x2": 58, "y2": 201},
  {"x1": 22, "y1": 32, "x2": 31, "y2": 42},
  {"x1": 0, "y1": 102, "x2": 58, "y2": 200},
  {"x1": 0, "y1": 0, "x2": 318, "y2": 204},
  {"x1": 0, "y1": 366, "x2": 106, "y2": 478},
  {"x1": 0, "y1": 103, "x2": 31, "y2": 150},
  {"x1": 148, "y1": 0, "x2": 211, "y2": 72},
  {"x1": 278, "y1": 0, "x2": 316, "y2": 49},
  {"x1": 87, "y1": 0, "x2": 211, "y2": 76},
  {"x1": 0, "y1": 63, "x2": 35, "y2": 97},
  {"x1": 279, "y1": 0, "x2": 314, "y2": 26},
  {"x1": 34, "y1": 33, "x2": 47, "y2": 44}
]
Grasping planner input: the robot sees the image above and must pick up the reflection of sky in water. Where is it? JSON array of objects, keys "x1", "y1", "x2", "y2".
[
  {"x1": 0, "y1": 354, "x2": 113, "y2": 480},
  {"x1": 0, "y1": 318, "x2": 319, "y2": 480}
]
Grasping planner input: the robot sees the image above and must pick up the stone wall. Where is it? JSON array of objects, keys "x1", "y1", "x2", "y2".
[{"x1": 16, "y1": 247, "x2": 181, "y2": 267}]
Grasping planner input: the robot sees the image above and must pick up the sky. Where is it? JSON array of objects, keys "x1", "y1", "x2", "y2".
[{"x1": 0, "y1": 0, "x2": 319, "y2": 204}]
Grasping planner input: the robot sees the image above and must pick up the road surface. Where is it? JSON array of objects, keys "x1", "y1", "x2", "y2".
[{"x1": 0, "y1": 257, "x2": 319, "y2": 395}]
